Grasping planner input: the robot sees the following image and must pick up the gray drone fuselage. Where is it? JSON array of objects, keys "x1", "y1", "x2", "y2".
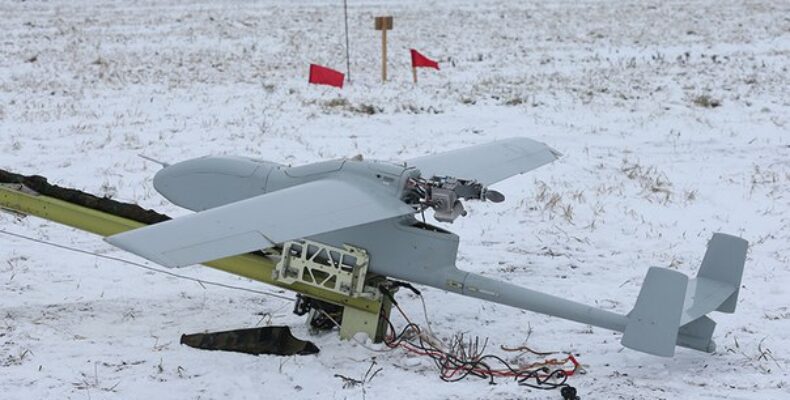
[
  {"x1": 106, "y1": 138, "x2": 746, "y2": 358},
  {"x1": 153, "y1": 156, "x2": 414, "y2": 212},
  {"x1": 153, "y1": 156, "x2": 464, "y2": 290}
]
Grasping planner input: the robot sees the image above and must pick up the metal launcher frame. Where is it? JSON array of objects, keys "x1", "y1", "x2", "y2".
[{"x1": 0, "y1": 182, "x2": 394, "y2": 342}]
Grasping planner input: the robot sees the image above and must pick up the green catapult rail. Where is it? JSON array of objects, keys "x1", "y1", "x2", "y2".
[{"x1": 0, "y1": 183, "x2": 389, "y2": 340}]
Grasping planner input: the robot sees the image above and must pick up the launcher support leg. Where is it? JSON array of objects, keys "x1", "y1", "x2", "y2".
[{"x1": 340, "y1": 290, "x2": 393, "y2": 343}]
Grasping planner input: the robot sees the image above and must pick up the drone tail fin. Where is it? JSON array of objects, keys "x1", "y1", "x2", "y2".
[
  {"x1": 696, "y1": 233, "x2": 748, "y2": 313},
  {"x1": 621, "y1": 233, "x2": 748, "y2": 356},
  {"x1": 621, "y1": 267, "x2": 688, "y2": 357}
]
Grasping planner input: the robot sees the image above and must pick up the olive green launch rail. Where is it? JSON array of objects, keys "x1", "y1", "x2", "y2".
[{"x1": 0, "y1": 171, "x2": 391, "y2": 341}]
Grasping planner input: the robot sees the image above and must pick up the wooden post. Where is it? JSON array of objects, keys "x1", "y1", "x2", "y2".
[
  {"x1": 412, "y1": 67, "x2": 417, "y2": 84},
  {"x1": 374, "y1": 16, "x2": 393, "y2": 82},
  {"x1": 381, "y1": 28, "x2": 387, "y2": 81}
]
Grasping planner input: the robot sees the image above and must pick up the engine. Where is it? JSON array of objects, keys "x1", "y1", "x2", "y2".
[{"x1": 404, "y1": 176, "x2": 505, "y2": 223}]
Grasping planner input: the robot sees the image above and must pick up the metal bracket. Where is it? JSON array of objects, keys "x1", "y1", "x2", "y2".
[
  {"x1": 275, "y1": 239, "x2": 395, "y2": 342},
  {"x1": 273, "y1": 240, "x2": 380, "y2": 300}
]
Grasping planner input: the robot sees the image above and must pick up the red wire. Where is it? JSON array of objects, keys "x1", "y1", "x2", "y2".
[
  {"x1": 381, "y1": 292, "x2": 582, "y2": 383},
  {"x1": 383, "y1": 311, "x2": 581, "y2": 382}
]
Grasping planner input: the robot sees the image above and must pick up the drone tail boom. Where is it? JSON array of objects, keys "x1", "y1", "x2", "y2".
[{"x1": 432, "y1": 233, "x2": 747, "y2": 357}]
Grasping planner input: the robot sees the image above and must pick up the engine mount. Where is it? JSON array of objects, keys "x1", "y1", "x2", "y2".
[{"x1": 405, "y1": 176, "x2": 504, "y2": 223}]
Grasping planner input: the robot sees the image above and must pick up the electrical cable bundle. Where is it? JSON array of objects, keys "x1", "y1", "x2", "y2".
[{"x1": 379, "y1": 284, "x2": 582, "y2": 399}]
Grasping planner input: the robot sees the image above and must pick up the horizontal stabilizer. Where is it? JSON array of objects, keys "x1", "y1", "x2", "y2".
[
  {"x1": 682, "y1": 233, "x2": 747, "y2": 324},
  {"x1": 680, "y1": 277, "x2": 735, "y2": 325}
]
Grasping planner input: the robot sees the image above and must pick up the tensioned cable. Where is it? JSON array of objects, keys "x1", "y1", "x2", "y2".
[{"x1": 0, "y1": 229, "x2": 295, "y2": 302}]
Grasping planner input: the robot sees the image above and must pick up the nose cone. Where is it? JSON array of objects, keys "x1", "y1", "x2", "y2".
[
  {"x1": 152, "y1": 161, "x2": 197, "y2": 209},
  {"x1": 153, "y1": 156, "x2": 266, "y2": 211},
  {"x1": 152, "y1": 163, "x2": 179, "y2": 197},
  {"x1": 152, "y1": 159, "x2": 205, "y2": 202}
]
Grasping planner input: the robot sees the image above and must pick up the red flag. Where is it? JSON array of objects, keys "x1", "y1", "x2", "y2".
[
  {"x1": 308, "y1": 64, "x2": 345, "y2": 88},
  {"x1": 410, "y1": 49, "x2": 439, "y2": 70}
]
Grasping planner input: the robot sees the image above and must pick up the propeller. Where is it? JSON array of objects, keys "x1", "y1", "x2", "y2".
[{"x1": 484, "y1": 189, "x2": 505, "y2": 203}]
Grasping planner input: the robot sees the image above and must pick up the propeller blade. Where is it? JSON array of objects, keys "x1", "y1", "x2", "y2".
[{"x1": 485, "y1": 190, "x2": 505, "y2": 203}]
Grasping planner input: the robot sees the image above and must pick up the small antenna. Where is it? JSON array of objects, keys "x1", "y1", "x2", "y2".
[{"x1": 138, "y1": 154, "x2": 169, "y2": 167}]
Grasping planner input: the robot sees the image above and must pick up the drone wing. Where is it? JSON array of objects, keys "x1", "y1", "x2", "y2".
[
  {"x1": 105, "y1": 179, "x2": 414, "y2": 268},
  {"x1": 406, "y1": 137, "x2": 560, "y2": 185}
]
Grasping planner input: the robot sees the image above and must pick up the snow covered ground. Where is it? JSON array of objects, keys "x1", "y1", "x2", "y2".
[{"x1": 1, "y1": 0, "x2": 788, "y2": 398}]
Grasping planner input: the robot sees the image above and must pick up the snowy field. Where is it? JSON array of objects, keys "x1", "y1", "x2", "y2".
[{"x1": 1, "y1": 0, "x2": 789, "y2": 398}]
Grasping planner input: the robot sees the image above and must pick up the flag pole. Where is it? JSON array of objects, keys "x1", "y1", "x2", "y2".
[
  {"x1": 343, "y1": 0, "x2": 351, "y2": 84},
  {"x1": 412, "y1": 67, "x2": 417, "y2": 84}
]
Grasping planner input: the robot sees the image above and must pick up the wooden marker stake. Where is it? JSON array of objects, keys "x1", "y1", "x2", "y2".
[
  {"x1": 412, "y1": 66, "x2": 417, "y2": 84},
  {"x1": 382, "y1": 28, "x2": 387, "y2": 81},
  {"x1": 374, "y1": 16, "x2": 393, "y2": 82}
]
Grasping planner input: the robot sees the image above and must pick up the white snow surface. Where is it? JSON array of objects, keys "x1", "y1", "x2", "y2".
[{"x1": 1, "y1": 0, "x2": 789, "y2": 398}]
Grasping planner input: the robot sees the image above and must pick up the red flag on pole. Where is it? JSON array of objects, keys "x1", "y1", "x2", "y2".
[
  {"x1": 410, "y1": 49, "x2": 439, "y2": 70},
  {"x1": 308, "y1": 64, "x2": 345, "y2": 88}
]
